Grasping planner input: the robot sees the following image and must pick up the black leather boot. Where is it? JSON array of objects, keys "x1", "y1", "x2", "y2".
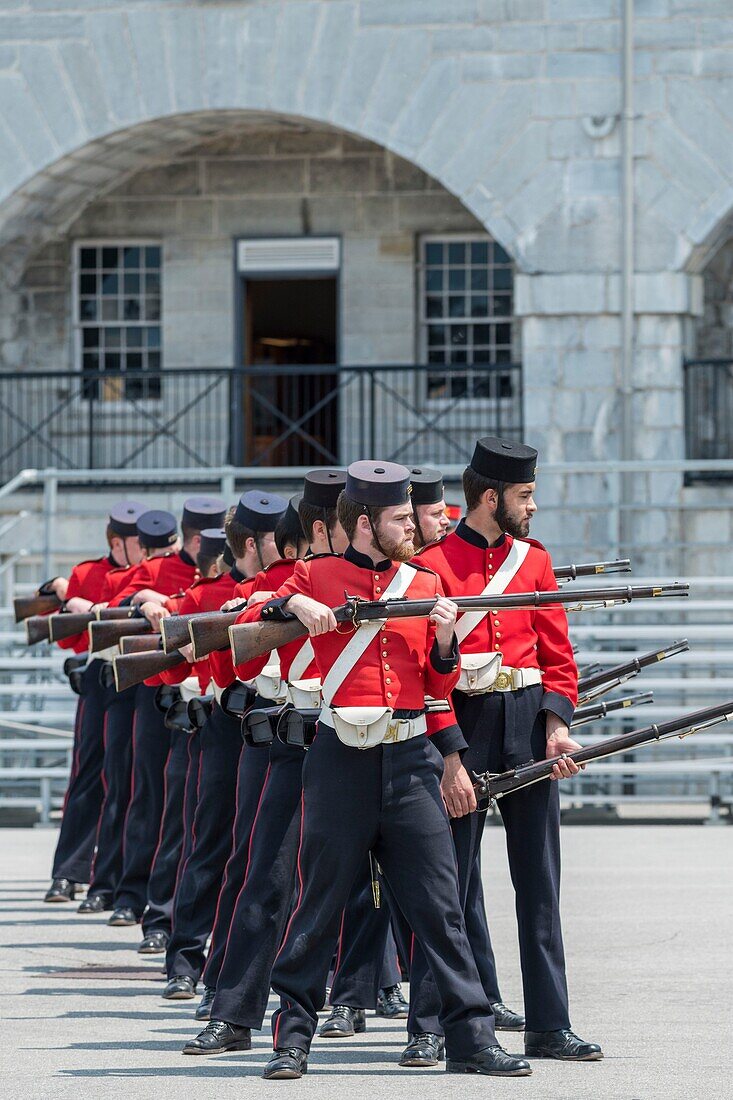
[
  {"x1": 446, "y1": 1044, "x2": 532, "y2": 1076},
  {"x1": 44, "y1": 879, "x2": 75, "y2": 903},
  {"x1": 182, "y1": 1019, "x2": 252, "y2": 1055},
  {"x1": 525, "y1": 1028, "x2": 603, "y2": 1061},
  {"x1": 399, "y1": 1033, "x2": 445, "y2": 1067},
  {"x1": 263, "y1": 1048, "x2": 308, "y2": 1080},
  {"x1": 318, "y1": 1005, "x2": 366, "y2": 1037}
]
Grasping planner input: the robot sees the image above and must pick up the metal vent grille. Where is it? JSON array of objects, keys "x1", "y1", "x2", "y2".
[{"x1": 237, "y1": 237, "x2": 340, "y2": 273}]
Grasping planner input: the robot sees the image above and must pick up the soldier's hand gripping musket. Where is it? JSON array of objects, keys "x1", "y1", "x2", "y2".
[
  {"x1": 228, "y1": 582, "x2": 689, "y2": 667},
  {"x1": 180, "y1": 558, "x2": 627, "y2": 660},
  {"x1": 577, "y1": 639, "x2": 690, "y2": 704},
  {"x1": 161, "y1": 604, "x2": 247, "y2": 654},
  {"x1": 472, "y1": 699, "x2": 733, "y2": 807}
]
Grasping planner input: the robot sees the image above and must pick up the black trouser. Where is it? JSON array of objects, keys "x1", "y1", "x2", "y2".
[
  {"x1": 142, "y1": 727, "x2": 200, "y2": 937},
  {"x1": 87, "y1": 681, "x2": 136, "y2": 903},
  {"x1": 52, "y1": 659, "x2": 110, "y2": 883},
  {"x1": 200, "y1": 735, "x2": 271, "y2": 990},
  {"x1": 114, "y1": 684, "x2": 170, "y2": 917},
  {"x1": 211, "y1": 737, "x2": 305, "y2": 1029},
  {"x1": 165, "y1": 705, "x2": 242, "y2": 983},
  {"x1": 179, "y1": 729, "x2": 202, "y2": 870},
  {"x1": 407, "y1": 686, "x2": 570, "y2": 1036},
  {"x1": 329, "y1": 856, "x2": 402, "y2": 1009},
  {"x1": 270, "y1": 727, "x2": 497, "y2": 1059}
]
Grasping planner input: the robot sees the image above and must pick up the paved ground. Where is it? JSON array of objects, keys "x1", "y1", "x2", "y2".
[{"x1": 2, "y1": 826, "x2": 732, "y2": 1100}]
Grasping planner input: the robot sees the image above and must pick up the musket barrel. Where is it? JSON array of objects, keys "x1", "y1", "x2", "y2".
[
  {"x1": 477, "y1": 698, "x2": 733, "y2": 803},
  {"x1": 578, "y1": 639, "x2": 689, "y2": 696},
  {"x1": 554, "y1": 558, "x2": 631, "y2": 580}
]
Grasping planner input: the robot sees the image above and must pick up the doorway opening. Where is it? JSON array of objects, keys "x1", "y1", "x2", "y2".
[{"x1": 241, "y1": 277, "x2": 338, "y2": 465}]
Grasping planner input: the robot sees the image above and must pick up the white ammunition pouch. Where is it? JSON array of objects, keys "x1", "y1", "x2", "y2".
[
  {"x1": 456, "y1": 652, "x2": 503, "y2": 695},
  {"x1": 288, "y1": 677, "x2": 323, "y2": 709},
  {"x1": 324, "y1": 707, "x2": 427, "y2": 750},
  {"x1": 179, "y1": 677, "x2": 201, "y2": 704},
  {"x1": 255, "y1": 653, "x2": 287, "y2": 703}
]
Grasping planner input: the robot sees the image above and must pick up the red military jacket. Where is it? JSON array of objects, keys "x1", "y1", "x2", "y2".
[
  {"x1": 209, "y1": 575, "x2": 256, "y2": 690},
  {"x1": 112, "y1": 551, "x2": 198, "y2": 688},
  {"x1": 114, "y1": 549, "x2": 199, "y2": 604},
  {"x1": 56, "y1": 554, "x2": 117, "y2": 654},
  {"x1": 159, "y1": 569, "x2": 243, "y2": 693},
  {"x1": 100, "y1": 563, "x2": 140, "y2": 606},
  {"x1": 249, "y1": 546, "x2": 460, "y2": 713},
  {"x1": 233, "y1": 557, "x2": 320, "y2": 685},
  {"x1": 418, "y1": 521, "x2": 577, "y2": 724}
]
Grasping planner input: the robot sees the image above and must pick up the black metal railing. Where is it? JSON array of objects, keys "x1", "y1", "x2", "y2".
[
  {"x1": 684, "y1": 359, "x2": 733, "y2": 481},
  {"x1": 0, "y1": 364, "x2": 523, "y2": 480}
]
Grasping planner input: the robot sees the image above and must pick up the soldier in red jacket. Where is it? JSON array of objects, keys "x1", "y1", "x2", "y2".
[
  {"x1": 182, "y1": 471, "x2": 350, "y2": 1053},
  {"x1": 78, "y1": 517, "x2": 189, "y2": 915},
  {"x1": 408, "y1": 437, "x2": 602, "y2": 1066},
  {"x1": 135, "y1": 527, "x2": 230, "y2": 955},
  {"x1": 162, "y1": 489, "x2": 288, "y2": 1004},
  {"x1": 43, "y1": 501, "x2": 146, "y2": 903},
  {"x1": 107, "y1": 497, "x2": 226, "y2": 928},
  {"x1": 254, "y1": 461, "x2": 531, "y2": 1081}
]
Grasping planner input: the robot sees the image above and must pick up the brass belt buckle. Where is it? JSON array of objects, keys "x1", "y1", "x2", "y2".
[
  {"x1": 384, "y1": 722, "x2": 399, "y2": 743},
  {"x1": 494, "y1": 670, "x2": 512, "y2": 691}
]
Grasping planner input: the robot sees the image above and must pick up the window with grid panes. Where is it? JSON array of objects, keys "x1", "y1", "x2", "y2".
[
  {"x1": 420, "y1": 237, "x2": 515, "y2": 400},
  {"x1": 75, "y1": 243, "x2": 162, "y2": 400}
]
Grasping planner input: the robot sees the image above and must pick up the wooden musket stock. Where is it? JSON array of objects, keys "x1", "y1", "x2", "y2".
[
  {"x1": 14, "y1": 594, "x2": 61, "y2": 622},
  {"x1": 120, "y1": 634, "x2": 163, "y2": 655},
  {"x1": 113, "y1": 649, "x2": 185, "y2": 692}
]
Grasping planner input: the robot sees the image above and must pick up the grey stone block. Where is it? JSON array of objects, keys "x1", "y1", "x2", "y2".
[
  {"x1": 126, "y1": 9, "x2": 174, "y2": 118},
  {"x1": 299, "y1": 2, "x2": 357, "y2": 121},
  {"x1": 516, "y1": 274, "x2": 607, "y2": 316},
  {"x1": 270, "y1": 0, "x2": 321, "y2": 112},
  {"x1": 549, "y1": 0, "x2": 619, "y2": 17},
  {"x1": 167, "y1": 12, "x2": 205, "y2": 115},
  {"x1": 360, "y1": 1, "x2": 480, "y2": 26},
  {"x1": 215, "y1": 196, "x2": 305, "y2": 235},
  {"x1": 462, "y1": 52, "x2": 543, "y2": 80},
  {"x1": 85, "y1": 12, "x2": 143, "y2": 126},
  {"x1": 391, "y1": 57, "x2": 461, "y2": 158},
  {"x1": 17, "y1": 46, "x2": 84, "y2": 151},
  {"x1": 330, "y1": 26, "x2": 392, "y2": 129},
  {"x1": 496, "y1": 22, "x2": 547, "y2": 52},
  {"x1": 362, "y1": 31, "x2": 431, "y2": 138},
  {"x1": 205, "y1": 158, "x2": 307, "y2": 196},
  {"x1": 430, "y1": 27, "x2": 499, "y2": 53},
  {"x1": 649, "y1": 118, "x2": 723, "y2": 200},
  {"x1": 0, "y1": 74, "x2": 57, "y2": 169},
  {"x1": 668, "y1": 81, "x2": 733, "y2": 181},
  {"x1": 580, "y1": 21, "x2": 621, "y2": 50},
  {"x1": 532, "y1": 80, "x2": 576, "y2": 118},
  {"x1": 547, "y1": 23, "x2": 582, "y2": 50},
  {"x1": 547, "y1": 50, "x2": 621, "y2": 79},
  {"x1": 57, "y1": 40, "x2": 112, "y2": 136},
  {"x1": 115, "y1": 162, "x2": 200, "y2": 198},
  {"x1": 0, "y1": 14, "x2": 85, "y2": 40},
  {"x1": 567, "y1": 159, "x2": 620, "y2": 197}
]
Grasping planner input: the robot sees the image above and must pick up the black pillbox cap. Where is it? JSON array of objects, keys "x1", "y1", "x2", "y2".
[
  {"x1": 409, "y1": 466, "x2": 444, "y2": 506},
  {"x1": 182, "y1": 496, "x2": 226, "y2": 530},
  {"x1": 469, "y1": 436, "x2": 538, "y2": 484},
  {"x1": 302, "y1": 469, "x2": 347, "y2": 509},
  {"x1": 108, "y1": 501, "x2": 146, "y2": 538},
  {"x1": 235, "y1": 490, "x2": 288, "y2": 532},
  {"x1": 137, "y1": 510, "x2": 178, "y2": 549},
  {"x1": 199, "y1": 528, "x2": 227, "y2": 557},
  {"x1": 345, "y1": 461, "x2": 411, "y2": 508}
]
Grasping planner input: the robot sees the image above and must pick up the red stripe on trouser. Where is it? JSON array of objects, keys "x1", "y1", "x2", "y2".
[
  {"x1": 60, "y1": 697, "x2": 86, "y2": 816},
  {"x1": 120, "y1": 707, "x2": 138, "y2": 868},
  {"x1": 272, "y1": 794, "x2": 306, "y2": 1050},
  {"x1": 88, "y1": 710, "x2": 110, "y2": 883},
  {"x1": 216, "y1": 763, "x2": 273, "y2": 966}
]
